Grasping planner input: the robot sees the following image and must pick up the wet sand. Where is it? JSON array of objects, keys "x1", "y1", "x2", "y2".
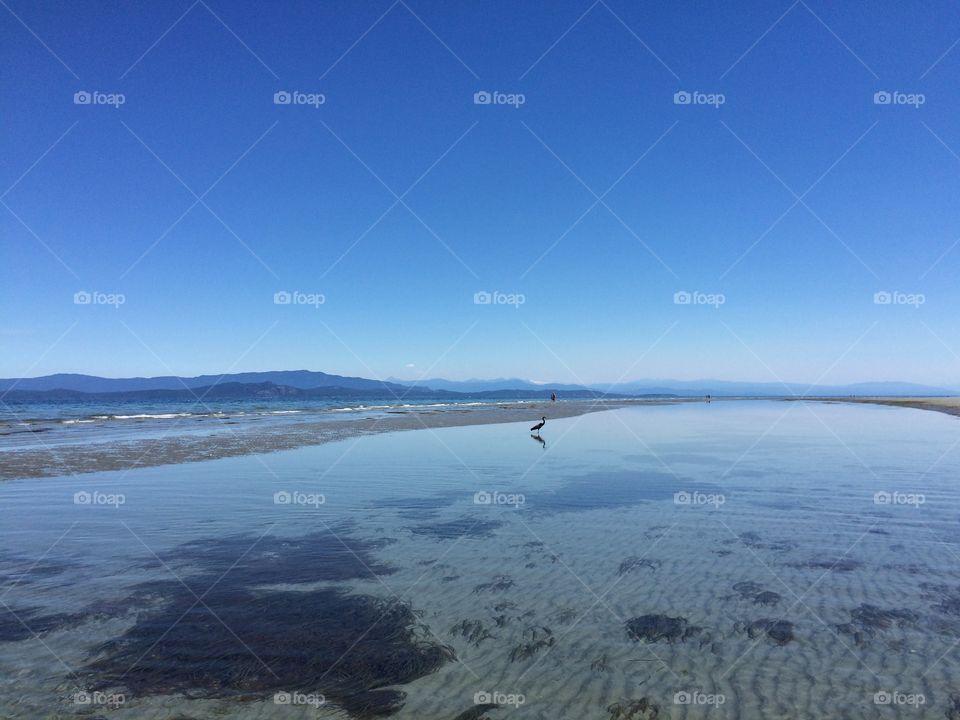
[
  {"x1": 0, "y1": 399, "x2": 685, "y2": 481},
  {"x1": 806, "y1": 396, "x2": 960, "y2": 419}
]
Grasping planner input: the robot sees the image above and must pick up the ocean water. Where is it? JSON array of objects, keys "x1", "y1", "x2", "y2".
[
  {"x1": 0, "y1": 396, "x2": 521, "y2": 452},
  {"x1": 1, "y1": 401, "x2": 959, "y2": 719}
]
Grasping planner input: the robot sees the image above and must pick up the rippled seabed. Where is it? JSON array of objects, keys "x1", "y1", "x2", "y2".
[{"x1": 2, "y1": 401, "x2": 959, "y2": 719}]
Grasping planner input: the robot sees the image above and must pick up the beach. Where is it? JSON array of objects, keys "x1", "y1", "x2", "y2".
[
  {"x1": 0, "y1": 398, "x2": 683, "y2": 481},
  {"x1": 821, "y1": 396, "x2": 960, "y2": 419}
]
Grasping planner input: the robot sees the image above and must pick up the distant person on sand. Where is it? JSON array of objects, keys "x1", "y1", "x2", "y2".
[{"x1": 551, "y1": 392, "x2": 556, "y2": 402}]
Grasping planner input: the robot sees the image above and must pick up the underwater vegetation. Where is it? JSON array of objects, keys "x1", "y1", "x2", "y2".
[
  {"x1": 729, "y1": 581, "x2": 782, "y2": 606},
  {"x1": 411, "y1": 518, "x2": 503, "y2": 540},
  {"x1": 508, "y1": 625, "x2": 555, "y2": 662},
  {"x1": 737, "y1": 618, "x2": 795, "y2": 645},
  {"x1": 834, "y1": 604, "x2": 919, "y2": 646},
  {"x1": 606, "y1": 697, "x2": 660, "y2": 719},
  {"x1": 81, "y1": 530, "x2": 454, "y2": 717},
  {"x1": 625, "y1": 615, "x2": 703, "y2": 644},
  {"x1": 450, "y1": 619, "x2": 495, "y2": 647},
  {"x1": 617, "y1": 557, "x2": 661, "y2": 576},
  {"x1": 472, "y1": 575, "x2": 514, "y2": 594}
]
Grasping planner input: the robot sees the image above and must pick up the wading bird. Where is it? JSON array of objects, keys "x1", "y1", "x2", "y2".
[{"x1": 530, "y1": 416, "x2": 546, "y2": 435}]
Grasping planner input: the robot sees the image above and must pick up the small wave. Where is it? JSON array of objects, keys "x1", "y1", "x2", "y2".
[{"x1": 112, "y1": 413, "x2": 194, "y2": 420}]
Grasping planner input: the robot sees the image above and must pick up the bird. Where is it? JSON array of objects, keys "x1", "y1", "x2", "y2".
[{"x1": 530, "y1": 416, "x2": 546, "y2": 435}]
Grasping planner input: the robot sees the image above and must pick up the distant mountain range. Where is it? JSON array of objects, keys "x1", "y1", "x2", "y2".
[{"x1": 0, "y1": 370, "x2": 955, "y2": 400}]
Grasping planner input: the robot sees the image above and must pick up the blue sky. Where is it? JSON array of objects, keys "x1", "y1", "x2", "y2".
[{"x1": 2, "y1": 0, "x2": 959, "y2": 385}]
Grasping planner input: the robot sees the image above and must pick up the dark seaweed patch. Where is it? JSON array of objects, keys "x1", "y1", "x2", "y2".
[
  {"x1": 731, "y1": 581, "x2": 764, "y2": 599},
  {"x1": 509, "y1": 626, "x2": 554, "y2": 661},
  {"x1": 625, "y1": 614, "x2": 702, "y2": 644},
  {"x1": 411, "y1": 518, "x2": 503, "y2": 540},
  {"x1": 729, "y1": 582, "x2": 781, "y2": 606},
  {"x1": 834, "y1": 603, "x2": 919, "y2": 646},
  {"x1": 617, "y1": 557, "x2": 661, "y2": 576},
  {"x1": 0, "y1": 551, "x2": 77, "y2": 591},
  {"x1": 450, "y1": 619, "x2": 495, "y2": 647},
  {"x1": 725, "y1": 532, "x2": 795, "y2": 552},
  {"x1": 84, "y1": 530, "x2": 453, "y2": 717},
  {"x1": 0, "y1": 604, "x2": 90, "y2": 642},
  {"x1": 790, "y1": 557, "x2": 861, "y2": 573},
  {"x1": 606, "y1": 697, "x2": 660, "y2": 719},
  {"x1": 452, "y1": 703, "x2": 500, "y2": 720},
  {"x1": 753, "y1": 591, "x2": 782, "y2": 606},
  {"x1": 472, "y1": 575, "x2": 514, "y2": 594},
  {"x1": 740, "y1": 619, "x2": 794, "y2": 645},
  {"x1": 920, "y1": 582, "x2": 960, "y2": 617}
]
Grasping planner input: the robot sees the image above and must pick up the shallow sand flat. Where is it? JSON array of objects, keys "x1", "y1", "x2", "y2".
[
  {"x1": 0, "y1": 399, "x2": 683, "y2": 481},
  {"x1": 803, "y1": 396, "x2": 960, "y2": 419},
  {"x1": 5, "y1": 402, "x2": 960, "y2": 719}
]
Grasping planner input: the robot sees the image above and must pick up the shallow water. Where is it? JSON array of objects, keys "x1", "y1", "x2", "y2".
[{"x1": 2, "y1": 401, "x2": 959, "y2": 718}]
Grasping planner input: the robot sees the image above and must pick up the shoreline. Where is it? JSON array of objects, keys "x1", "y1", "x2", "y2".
[
  {"x1": 5, "y1": 395, "x2": 958, "y2": 482},
  {"x1": 789, "y1": 396, "x2": 960, "y2": 419},
  {"x1": 0, "y1": 398, "x2": 685, "y2": 481}
]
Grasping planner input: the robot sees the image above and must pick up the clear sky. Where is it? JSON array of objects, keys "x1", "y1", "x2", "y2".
[{"x1": 2, "y1": 0, "x2": 959, "y2": 386}]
